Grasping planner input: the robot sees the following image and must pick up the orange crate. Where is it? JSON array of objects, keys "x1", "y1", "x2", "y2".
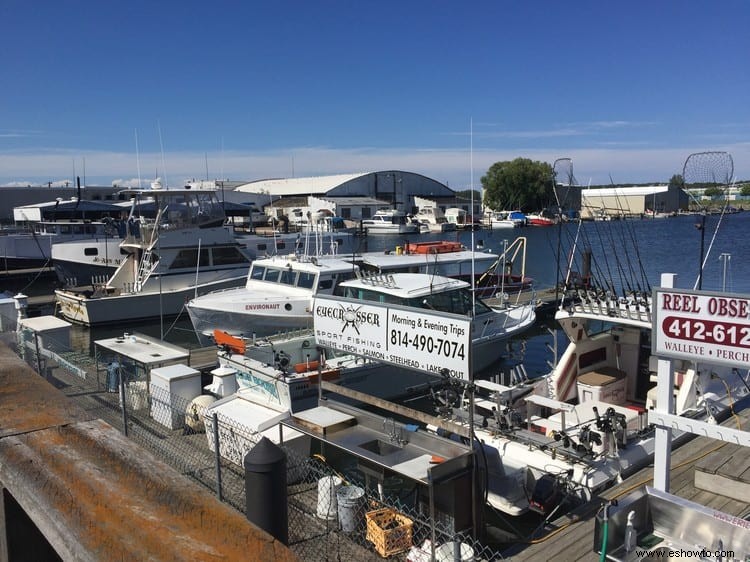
[{"x1": 365, "y1": 508, "x2": 413, "y2": 558}]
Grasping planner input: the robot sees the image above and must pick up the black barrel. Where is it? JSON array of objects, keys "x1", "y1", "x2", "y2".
[{"x1": 244, "y1": 437, "x2": 288, "y2": 545}]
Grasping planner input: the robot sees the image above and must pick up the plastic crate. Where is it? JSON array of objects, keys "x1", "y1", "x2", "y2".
[{"x1": 366, "y1": 508, "x2": 413, "y2": 558}]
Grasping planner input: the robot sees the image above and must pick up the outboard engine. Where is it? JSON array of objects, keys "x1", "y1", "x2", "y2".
[{"x1": 529, "y1": 473, "x2": 562, "y2": 515}]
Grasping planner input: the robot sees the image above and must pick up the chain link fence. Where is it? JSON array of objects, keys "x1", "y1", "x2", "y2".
[{"x1": 8, "y1": 311, "x2": 507, "y2": 561}]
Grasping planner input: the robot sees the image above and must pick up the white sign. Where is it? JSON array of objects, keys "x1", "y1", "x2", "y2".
[
  {"x1": 652, "y1": 288, "x2": 750, "y2": 368},
  {"x1": 313, "y1": 295, "x2": 472, "y2": 380}
]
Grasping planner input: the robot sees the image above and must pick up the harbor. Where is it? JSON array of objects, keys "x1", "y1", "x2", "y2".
[{"x1": 0, "y1": 152, "x2": 748, "y2": 560}]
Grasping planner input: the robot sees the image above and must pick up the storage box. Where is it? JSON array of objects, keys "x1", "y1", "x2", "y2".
[
  {"x1": 366, "y1": 508, "x2": 413, "y2": 558},
  {"x1": 150, "y1": 364, "x2": 202, "y2": 429}
]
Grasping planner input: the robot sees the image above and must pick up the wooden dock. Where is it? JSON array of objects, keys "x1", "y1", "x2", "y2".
[{"x1": 505, "y1": 407, "x2": 750, "y2": 561}]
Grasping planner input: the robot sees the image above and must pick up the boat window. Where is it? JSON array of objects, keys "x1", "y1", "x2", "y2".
[
  {"x1": 277, "y1": 242, "x2": 286, "y2": 250},
  {"x1": 264, "y1": 268, "x2": 280, "y2": 282},
  {"x1": 585, "y1": 319, "x2": 617, "y2": 338},
  {"x1": 169, "y1": 248, "x2": 210, "y2": 269},
  {"x1": 319, "y1": 278, "x2": 333, "y2": 290},
  {"x1": 60, "y1": 225, "x2": 71, "y2": 235},
  {"x1": 279, "y1": 269, "x2": 296, "y2": 286},
  {"x1": 211, "y1": 246, "x2": 249, "y2": 265},
  {"x1": 250, "y1": 266, "x2": 266, "y2": 280},
  {"x1": 297, "y1": 272, "x2": 315, "y2": 289},
  {"x1": 84, "y1": 247, "x2": 98, "y2": 256},
  {"x1": 256, "y1": 243, "x2": 267, "y2": 252}
]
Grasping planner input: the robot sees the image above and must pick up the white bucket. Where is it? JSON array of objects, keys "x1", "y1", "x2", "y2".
[
  {"x1": 316, "y1": 476, "x2": 342, "y2": 520},
  {"x1": 434, "y1": 541, "x2": 475, "y2": 562}
]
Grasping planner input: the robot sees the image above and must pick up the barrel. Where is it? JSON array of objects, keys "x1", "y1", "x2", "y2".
[{"x1": 336, "y1": 485, "x2": 365, "y2": 533}]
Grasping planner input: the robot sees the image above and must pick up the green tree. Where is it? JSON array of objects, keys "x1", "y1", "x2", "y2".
[
  {"x1": 703, "y1": 186, "x2": 724, "y2": 198},
  {"x1": 740, "y1": 184, "x2": 750, "y2": 197},
  {"x1": 481, "y1": 158, "x2": 554, "y2": 211},
  {"x1": 668, "y1": 174, "x2": 685, "y2": 189}
]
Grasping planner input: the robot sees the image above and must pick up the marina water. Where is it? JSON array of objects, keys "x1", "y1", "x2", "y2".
[{"x1": 70, "y1": 212, "x2": 750, "y2": 381}]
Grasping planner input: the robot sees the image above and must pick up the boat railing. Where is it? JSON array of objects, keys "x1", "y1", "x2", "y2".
[{"x1": 568, "y1": 290, "x2": 652, "y2": 323}]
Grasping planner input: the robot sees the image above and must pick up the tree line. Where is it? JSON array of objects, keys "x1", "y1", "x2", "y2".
[{"x1": 477, "y1": 158, "x2": 749, "y2": 211}]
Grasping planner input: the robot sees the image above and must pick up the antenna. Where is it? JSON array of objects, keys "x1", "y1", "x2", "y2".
[
  {"x1": 157, "y1": 120, "x2": 168, "y2": 188},
  {"x1": 470, "y1": 118, "x2": 475, "y2": 314},
  {"x1": 134, "y1": 129, "x2": 142, "y2": 189}
]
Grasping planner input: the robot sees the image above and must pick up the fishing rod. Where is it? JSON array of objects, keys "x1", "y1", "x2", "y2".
[{"x1": 607, "y1": 178, "x2": 647, "y2": 295}]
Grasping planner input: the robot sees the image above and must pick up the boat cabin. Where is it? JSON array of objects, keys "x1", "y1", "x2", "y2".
[{"x1": 335, "y1": 273, "x2": 493, "y2": 317}]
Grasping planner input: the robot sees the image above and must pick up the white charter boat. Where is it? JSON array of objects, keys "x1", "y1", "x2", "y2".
[
  {"x1": 333, "y1": 272, "x2": 536, "y2": 374},
  {"x1": 186, "y1": 239, "x2": 526, "y2": 346},
  {"x1": 361, "y1": 209, "x2": 420, "y2": 235},
  {"x1": 186, "y1": 253, "x2": 359, "y2": 345},
  {"x1": 54, "y1": 183, "x2": 252, "y2": 325}
]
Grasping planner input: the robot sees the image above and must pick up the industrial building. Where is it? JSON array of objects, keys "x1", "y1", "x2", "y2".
[{"x1": 580, "y1": 184, "x2": 689, "y2": 220}]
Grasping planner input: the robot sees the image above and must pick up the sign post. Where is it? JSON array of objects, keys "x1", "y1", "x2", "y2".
[{"x1": 652, "y1": 277, "x2": 750, "y2": 491}]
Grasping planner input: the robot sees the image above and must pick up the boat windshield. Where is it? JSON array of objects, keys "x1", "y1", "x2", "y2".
[
  {"x1": 249, "y1": 264, "x2": 319, "y2": 290},
  {"x1": 337, "y1": 286, "x2": 492, "y2": 316}
]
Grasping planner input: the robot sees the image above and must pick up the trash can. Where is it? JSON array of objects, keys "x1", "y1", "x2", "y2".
[
  {"x1": 336, "y1": 485, "x2": 365, "y2": 533},
  {"x1": 316, "y1": 476, "x2": 342, "y2": 520}
]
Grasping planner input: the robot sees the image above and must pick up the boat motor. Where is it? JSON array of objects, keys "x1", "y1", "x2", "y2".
[{"x1": 529, "y1": 473, "x2": 563, "y2": 515}]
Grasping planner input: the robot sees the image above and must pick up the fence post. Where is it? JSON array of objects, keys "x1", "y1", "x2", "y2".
[
  {"x1": 33, "y1": 331, "x2": 43, "y2": 378},
  {"x1": 119, "y1": 367, "x2": 129, "y2": 437},
  {"x1": 212, "y1": 412, "x2": 223, "y2": 502}
]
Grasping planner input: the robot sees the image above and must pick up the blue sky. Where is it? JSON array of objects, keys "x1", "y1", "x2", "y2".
[{"x1": 1, "y1": 1, "x2": 748, "y2": 189}]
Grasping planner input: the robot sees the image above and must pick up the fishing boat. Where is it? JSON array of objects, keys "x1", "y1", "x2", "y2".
[
  {"x1": 186, "y1": 251, "x2": 359, "y2": 346},
  {"x1": 54, "y1": 183, "x2": 253, "y2": 325},
  {"x1": 187, "y1": 239, "x2": 527, "y2": 345},
  {"x1": 360, "y1": 209, "x2": 420, "y2": 235},
  {"x1": 332, "y1": 271, "x2": 536, "y2": 374},
  {"x1": 353, "y1": 238, "x2": 534, "y2": 298},
  {"x1": 2, "y1": 191, "x2": 127, "y2": 272},
  {"x1": 203, "y1": 328, "x2": 443, "y2": 477},
  {"x1": 429, "y1": 205, "x2": 750, "y2": 517}
]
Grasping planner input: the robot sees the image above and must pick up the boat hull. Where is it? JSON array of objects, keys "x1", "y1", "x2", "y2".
[{"x1": 55, "y1": 274, "x2": 247, "y2": 326}]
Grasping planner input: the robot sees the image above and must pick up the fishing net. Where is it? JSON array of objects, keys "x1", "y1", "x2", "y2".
[{"x1": 682, "y1": 151, "x2": 734, "y2": 187}]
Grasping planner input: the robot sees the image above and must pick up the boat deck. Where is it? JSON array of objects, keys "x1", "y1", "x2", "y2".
[{"x1": 505, "y1": 406, "x2": 750, "y2": 561}]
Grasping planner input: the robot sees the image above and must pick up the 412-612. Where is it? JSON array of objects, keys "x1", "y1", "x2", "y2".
[{"x1": 663, "y1": 317, "x2": 750, "y2": 348}]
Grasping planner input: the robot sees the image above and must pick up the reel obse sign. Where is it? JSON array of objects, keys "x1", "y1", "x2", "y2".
[{"x1": 652, "y1": 287, "x2": 750, "y2": 369}]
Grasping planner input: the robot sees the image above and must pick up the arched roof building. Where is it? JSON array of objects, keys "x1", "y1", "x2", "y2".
[{"x1": 235, "y1": 170, "x2": 456, "y2": 213}]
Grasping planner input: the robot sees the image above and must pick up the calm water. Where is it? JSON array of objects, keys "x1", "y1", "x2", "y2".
[{"x1": 71, "y1": 212, "x2": 750, "y2": 377}]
